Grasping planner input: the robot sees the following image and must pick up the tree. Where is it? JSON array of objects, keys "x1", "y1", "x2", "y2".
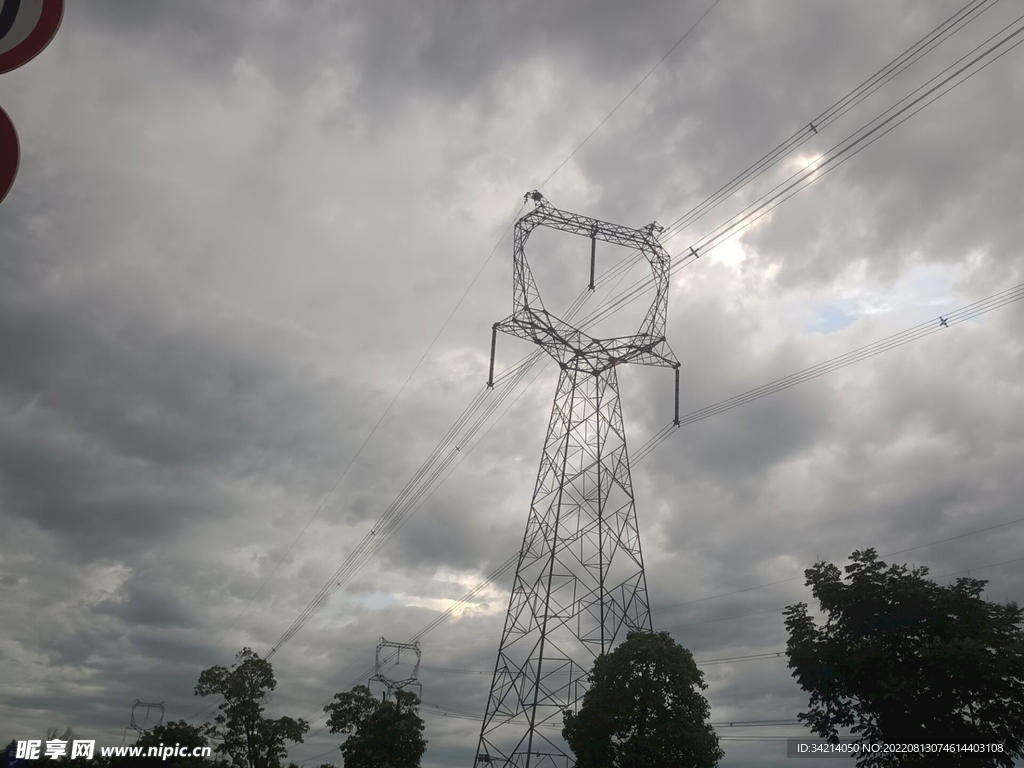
[
  {"x1": 195, "y1": 647, "x2": 309, "y2": 768},
  {"x1": 116, "y1": 720, "x2": 212, "y2": 768},
  {"x1": 323, "y1": 685, "x2": 426, "y2": 768},
  {"x1": 785, "y1": 548, "x2": 1024, "y2": 767},
  {"x1": 2, "y1": 741, "x2": 17, "y2": 768},
  {"x1": 562, "y1": 630, "x2": 723, "y2": 768}
]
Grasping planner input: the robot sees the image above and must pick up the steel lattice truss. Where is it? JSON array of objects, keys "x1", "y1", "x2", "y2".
[
  {"x1": 476, "y1": 193, "x2": 679, "y2": 767},
  {"x1": 369, "y1": 637, "x2": 423, "y2": 700},
  {"x1": 123, "y1": 699, "x2": 164, "y2": 745},
  {"x1": 129, "y1": 700, "x2": 164, "y2": 733}
]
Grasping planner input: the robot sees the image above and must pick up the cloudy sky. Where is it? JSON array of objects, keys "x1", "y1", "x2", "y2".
[{"x1": 2, "y1": 0, "x2": 1023, "y2": 765}]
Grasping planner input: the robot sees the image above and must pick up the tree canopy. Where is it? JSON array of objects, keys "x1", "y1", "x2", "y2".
[
  {"x1": 195, "y1": 647, "x2": 308, "y2": 768},
  {"x1": 323, "y1": 685, "x2": 426, "y2": 768},
  {"x1": 785, "y1": 548, "x2": 1024, "y2": 767},
  {"x1": 562, "y1": 630, "x2": 723, "y2": 768},
  {"x1": 127, "y1": 720, "x2": 211, "y2": 768}
]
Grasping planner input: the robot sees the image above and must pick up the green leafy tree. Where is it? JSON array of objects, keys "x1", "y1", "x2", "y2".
[
  {"x1": 562, "y1": 630, "x2": 723, "y2": 768},
  {"x1": 323, "y1": 685, "x2": 426, "y2": 768},
  {"x1": 785, "y1": 548, "x2": 1024, "y2": 767},
  {"x1": 195, "y1": 647, "x2": 309, "y2": 768}
]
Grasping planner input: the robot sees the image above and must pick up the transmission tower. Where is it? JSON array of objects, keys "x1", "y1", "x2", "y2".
[
  {"x1": 369, "y1": 637, "x2": 423, "y2": 701},
  {"x1": 476, "y1": 192, "x2": 679, "y2": 767},
  {"x1": 121, "y1": 699, "x2": 164, "y2": 744}
]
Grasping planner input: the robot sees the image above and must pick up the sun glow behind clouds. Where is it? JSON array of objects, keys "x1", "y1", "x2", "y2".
[
  {"x1": 792, "y1": 153, "x2": 825, "y2": 173},
  {"x1": 707, "y1": 238, "x2": 751, "y2": 269},
  {"x1": 394, "y1": 568, "x2": 509, "y2": 617}
]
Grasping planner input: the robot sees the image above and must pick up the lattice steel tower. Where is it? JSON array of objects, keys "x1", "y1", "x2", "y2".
[
  {"x1": 121, "y1": 699, "x2": 164, "y2": 745},
  {"x1": 369, "y1": 637, "x2": 423, "y2": 701},
  {"x1": 476, "y1": 192, "x2": 680, "y2": 767}
]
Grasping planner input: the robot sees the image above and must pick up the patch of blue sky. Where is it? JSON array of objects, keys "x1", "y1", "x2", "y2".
[
  {"x1": 800, "y1": 264, "x2": 959, "y2": 335},
  {"x1": 805, "y1": 302, "x2": 857, "y2": 334},
  {"x1": 353, "y1": 592, "x2": 395, "y2": 610}
]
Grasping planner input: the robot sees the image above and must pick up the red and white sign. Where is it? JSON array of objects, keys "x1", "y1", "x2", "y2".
[
  {"x1": 0, "y1": 105, "x2": 18, "y2": 204},
  {"x1": 0, "y1": 0, "x2": 64, "y2": 75}
]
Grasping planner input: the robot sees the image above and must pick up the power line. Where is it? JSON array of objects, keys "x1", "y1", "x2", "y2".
[
  {"x1": 686, "y1": 9, "x2": 1024, "y2": 256},
  {"x1": 632, "y1": 282, "x2": 1024, "y2": 464},
  {"x1": 570, "y1": 10, "x2": 1024, "y2": 337},
  {"x1": 661, "y1": 0, "x2": 999, "y2": 237},
  {"x1": 933, "y1": 556, "x2": 1024, "y2": 581}
]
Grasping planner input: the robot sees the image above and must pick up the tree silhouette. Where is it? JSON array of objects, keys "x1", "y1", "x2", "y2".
[
  {"x1": 195, "y1": 647, "x2": 308, "y2": 768},
  {"x1": 119, "y1": 720, "x2": 212, "y2": 768},
  {"x1": 785, "y1": 548, "x2": 1024, "y2": 767},
  {"x1": 323, "y1": 685, "x2": 426, "y2": 768},
  {"x1": 562, "y1": 630, "x2": 723, "y2": 768}
]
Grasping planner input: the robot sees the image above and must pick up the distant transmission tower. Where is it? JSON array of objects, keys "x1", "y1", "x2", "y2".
[
  {"x1": 369, "y1": 637, "x2": 423, "y2": 701},
  {"x1": 476, "y1": 192, "x2": 679, "y2": 767},
  {"x1": 121, "y1": 699, "x2": 164, "y2": 744}
]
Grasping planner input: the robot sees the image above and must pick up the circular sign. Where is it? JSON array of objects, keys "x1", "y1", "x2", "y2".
[
  {"x1": 0, "y1": 105, "x2": 19, "y2": 204},
  {"x1": 0, "y1": 0, "x2": 64, "y2": 75}
]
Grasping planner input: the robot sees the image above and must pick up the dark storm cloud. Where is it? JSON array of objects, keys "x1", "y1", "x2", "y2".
[
  {"x1": 0, "y1": 162, "x2": 389, "y2": 559},
  {"x1": 94, "y1": 574, "x2": 196, "y2": 630},
  {"x1": 75, "y1": 0, "x2": 250, "y2": 82},
  {"x1": 0, "y1": 270, "x2": 376, "y2": 558},
  {"x1": 73, "y1": 0, "x2": 691, "y2": 121}
]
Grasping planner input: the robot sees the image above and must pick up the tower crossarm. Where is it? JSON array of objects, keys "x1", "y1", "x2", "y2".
[
  {"x1": 498, "y1": 191, "x2": 678, "y2": 377},
  {"x1": 496, "y1": 310, "x2": 676, "y2": 373},
  {"x1": 518, "y1": 198, "x2": 665, "y2": 252}
]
